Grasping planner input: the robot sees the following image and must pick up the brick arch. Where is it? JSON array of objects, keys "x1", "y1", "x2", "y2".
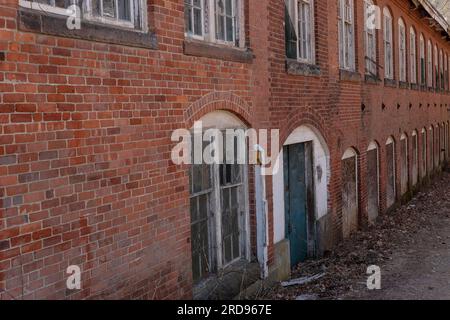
[
  {"x1": 280, "y1": 106, "x2": 331, "y2": 148},
  {"x1": 184, "y1": 91, "x2": 252, "y2": 128}
]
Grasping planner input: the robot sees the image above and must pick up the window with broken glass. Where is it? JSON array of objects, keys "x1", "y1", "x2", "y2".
[
  {"x1": 285, "y1": 0, "x2": 315, "y2": 64},
  {"x1": 189, "y1": 132, "x2": 248, "y2": 284},
  {"x1": 364, "y1": 0, "x2": 377, "y2": 76},
  {"x1": 338, "y1": 0, "x2": 355, "y2": 71},
  {"x1": 398, "y1": 19, "x2": 406, "y2": 82},
  {"x1": 420, "y1": 35, "x2": 426, "y2": 85},
  {"x1": 428, "y1": 40, "x2": 433, "y2": 87},
  {"x1": 19, "y1": 0, "x2": 146, "y2": 30},
  {"x1": 184, "y1": 0, "x2": 243, "y2": 47},
  {"x1": 383, "y1": 8, "x2": 393, "y2": 79},
  {"x1": 410, "y1": 27, "x2": 417, "y2": 84}
]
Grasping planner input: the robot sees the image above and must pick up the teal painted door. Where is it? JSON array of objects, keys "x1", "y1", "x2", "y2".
[{"x1": 284, "y1": 143, "x2": 308, "y2": 267}]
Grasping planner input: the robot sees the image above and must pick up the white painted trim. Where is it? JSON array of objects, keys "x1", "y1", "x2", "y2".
[
  {"x1": 273, "y1": 125, "x2": 330, "y2": 243},
  {"x1": 342, "y1": 147, "x2": 357, "y2": 160},
  {"x1": 367, "y1": 141, "x2": 378, "y2": 151},
  {"x1": 19, "y1": 0, "x2": 72, "y2": 16},
  {"x1": 386, "y1": 136, "x2": 394, "y2": 145}
]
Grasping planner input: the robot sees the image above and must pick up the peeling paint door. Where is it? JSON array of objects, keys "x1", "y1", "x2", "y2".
[{"x1": 284, "y1": 142, "x2": 314, "y2": 267}]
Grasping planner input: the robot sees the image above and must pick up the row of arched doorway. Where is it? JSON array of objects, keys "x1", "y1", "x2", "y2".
[{"x1": 341, "y1": 122, "x2": 450, "y2": 239}]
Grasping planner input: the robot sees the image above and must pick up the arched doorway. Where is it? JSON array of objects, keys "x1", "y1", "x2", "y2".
[
  {"x1": 341, "y1": 147, "x2": 359, "y2": 238},
  {"x1": 366, "y1": 141, "x2": 380, "y2": 223},
  {"x1": 272, "y1": 125, "x2": 330, "y2": 267}
]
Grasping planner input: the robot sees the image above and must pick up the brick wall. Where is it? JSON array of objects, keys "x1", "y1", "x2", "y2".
[{"x1": 0, "y1": 0, "x2": 449, "y2": 300}]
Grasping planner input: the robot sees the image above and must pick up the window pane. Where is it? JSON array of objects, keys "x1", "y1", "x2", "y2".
[
  {"x1": 217, "y1": 14, "x2": 225, "y2": 40},
  {"x1": 190, "y1": 197, "x2": 198, "y2": 222},
  {"x1": 54, "y1": 0, "x2": 71, "y2": 8},
  {"x1": 36, "y1": 0, "x2": 53, "y2": 5},
  {"x1": 92, "y1": 0, "x2": 101, "y2": 15},
  {"x1": 193, "y1": 7, "x2": 202, "y2": 35},
  {"x1": 102, "y1": 0, "x2": 116, "y2": 18},
  {"x1": 225, "y1": 0, "x2": 232, "y2": 15},
  {"x1": 185, "y1": 2, "x2": 193, "y2": 33},
  {"x1": 191, "y1": 217, "x2": 210, "y2": 282},
  {"x1": 198, "y1": 194, "x2": 208, "y2": 220},
  {"x1": 226, "y1": 16, "x2": 233, "y2": 41},
  {"x1": 118, "y1": 0, "x2": 131, "y2": 21}
]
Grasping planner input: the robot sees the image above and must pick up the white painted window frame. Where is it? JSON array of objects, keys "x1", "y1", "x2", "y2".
[
  {"x1": 398, "y1": 18, "x2": 406, "y2": 82},
  {"x1": 184, "y1": 0, "x2": 245, "y2": 48},
  {"x1": 19, "y1": 0, "x2": 147, "y2": 31},
  {"x1": 338, "y1": 0, "x2": 355, "y2": 71},
  {"x1": 409, "y1": 27, "x2": 417, "y2": 84},
  {"x1": 189, "y1": 129, "x2": 250, "y2": 283},
  {"x1": 383, "y1": 8, "x2": 393, "y2": 79},
  {"x1": 434, "y1": 44, "x2": 438, "y2": 88},
  {"x1": 286, "y1": 0, "x2": 315, "y2": 64},
  {"x1": 84, "y1": 0, "x2": 136, "y2": 29},
  {"x1": 19, "y1": 0, "x2": 75, "y2": 16},
  {"x1": 439, "y1": 49, "x2": 444, "y2": 89},
  {"x1": 419, "y1": 34, "x2": 425, "y2": 85},
  {"x1": 445, "y1": 53, "x2": 449, "y2": 90},
  {"x1": 364, "y1": 0, "x2": 377, "y2": 76},
  {"x1": 427, "y1": 40, "x2": 433, "y2": 87}
]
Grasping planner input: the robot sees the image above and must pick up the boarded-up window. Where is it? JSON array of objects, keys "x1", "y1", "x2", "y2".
[
  {"x1": 445, "y1": 123, "x2": 450, "y2": 160},
  {"x1": 429, "y1": 127, "x2": 434, "y2": 171},
  {"x1": 366, "y1": 144, "x2": 379, "y2": 223},
  {"x1": 341, "y1": 149, "x2": 358, "y2": 238},
  {"x1": 386, "y1": 140, "x2": 396, "y2": 208},
  {"x1": 435, "y1": 126, "x2": 439, "y2": 167},
  {"x1": 412, "y1": 132, "x2": 418, "y2": 186},
  {"x1": 400, "y1": 136, "x2": 408, "y2": 195},
  {"x1": 421, "y1": 130, "x2": 427, "y2": 178}
]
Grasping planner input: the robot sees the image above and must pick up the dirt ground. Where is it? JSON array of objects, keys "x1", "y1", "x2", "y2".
[{"x1": 262, "y1": 171, "x2": 450, "y2": 300}]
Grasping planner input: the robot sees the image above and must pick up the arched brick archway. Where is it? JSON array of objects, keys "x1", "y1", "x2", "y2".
[
  {"x1": 184, "y1": 91, "x2": 252, "y2": 128},
  {"x1": 280, "y1": 106, "x2": 332, "y2": 148}
]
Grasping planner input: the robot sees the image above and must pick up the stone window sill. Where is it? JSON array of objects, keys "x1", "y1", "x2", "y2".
[
  {"x1": 410, "y1": 83, "x2": 420, "y2": 91},
  {"x1": 339, "y1": 69, "x2": 361, "y2": 82},
  {"x1": 18, "y1": 8, "x2": 157, "y2": 49},
  {"x1": 384, "y1": 78, "x2": 398, "y2": 88},
  {"x1": 399, "y1": 81, "x2": 409, "y2": 89},
  {"x1": 183, "y1": 39, "x2": 253, "y2": 64},
  {"x1": 364, "y1": 74, "x2": 381, "y2": 85},
  {"x1": 286, "y1": 59, "x2": 321, "y2": 76}
]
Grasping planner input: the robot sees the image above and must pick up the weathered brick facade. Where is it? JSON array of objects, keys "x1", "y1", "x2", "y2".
[{"x1": 0, "y1": 0, "x2": 449, "y2": 299}]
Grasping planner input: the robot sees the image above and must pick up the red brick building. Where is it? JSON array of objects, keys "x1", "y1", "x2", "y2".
[{"x1": 0, "y1": 0, "x2": 449, "y2": 299}]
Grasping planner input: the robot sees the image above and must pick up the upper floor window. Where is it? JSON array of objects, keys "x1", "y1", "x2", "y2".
[
  {"x1": 398, "y1": 18, "x2": 406, "y2": 82},
  {"x1": 427, "y1": 40, "x2": 433, "y2": 87},
  {"x1": 383, "y1": 8, "x2": 393, "y2": 79},
  {"x1": 285, "y1": 0, "x2": 315, "y2": 63},
  {"x1": 20, "y1": 0, "x2": 146, "y2": 30},
  {"x1": 409, "y1": 27, "x2": 417, "y2": 84},
  {"x1": 444, "y1": 54, "x2": 449, "y2": 90},
  {"x1": 420, "y1": 34, "x2": 425, "y2": 85},
  {"x1": 364, "y1": 0, "x2": 376, "y2": 76},
  {"x1": 434, "y1": 44, "x2": 439, "y2": 88},
  {"x1": 439, "y1": 49, "x2": 444, "y2": 89},
  {"x1": 184, "y1": 0, "x2": 244, "y2": 47},
  {"x1": 338, "y1": 0, "x2": 355, "y2": 71}
]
